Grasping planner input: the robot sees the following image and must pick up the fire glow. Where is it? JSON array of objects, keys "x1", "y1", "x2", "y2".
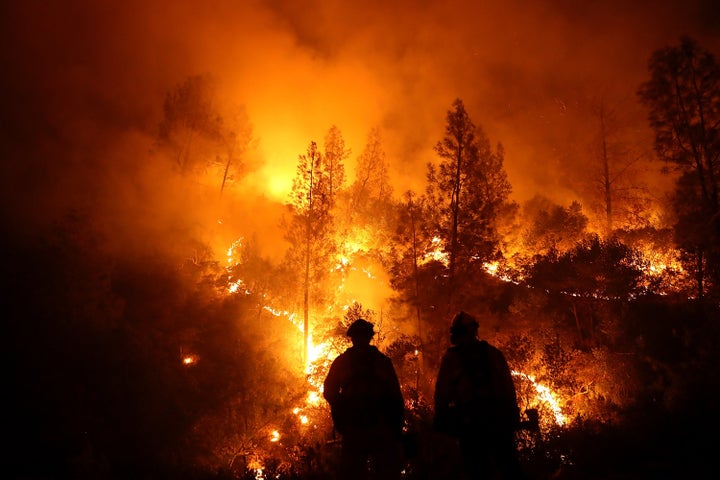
[
  {"x1": 512, "y1": 371, "x2": 567, "y2": 426},
  {"x1": 223, "y1": 235, "x2": 571, "y2": 441}
]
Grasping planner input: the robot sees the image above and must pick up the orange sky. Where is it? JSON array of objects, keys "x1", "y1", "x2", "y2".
[{"x1": 1, "y1": 0, "x2": 719, "y2": 251}]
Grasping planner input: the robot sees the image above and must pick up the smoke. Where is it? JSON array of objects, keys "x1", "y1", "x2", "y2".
[{"x1": 2, "y1": 0, "x2": 719, "y2": 258}]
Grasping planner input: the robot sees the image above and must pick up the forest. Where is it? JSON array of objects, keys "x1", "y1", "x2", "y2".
[{"x1": 3, "y1": 7, "x2": 720, "y2": 479}]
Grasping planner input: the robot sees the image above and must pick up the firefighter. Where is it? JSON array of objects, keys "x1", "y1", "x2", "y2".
[
  {"x1": 323, "y1": 319, "x2": 405, "y2": 480},
  {"x1": 433, "y1": 311, "x2": 525, "y2": 480}
]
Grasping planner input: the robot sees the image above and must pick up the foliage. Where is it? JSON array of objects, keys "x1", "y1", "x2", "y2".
[
  {"x1": 527, "y1": 234, "x2": 645, "y2": 301},
  {"x1": 389, "y1": 191, "x2": 429, "y2": 297},
  {"x1": 346, "y1": 127, "x2": 394, "y2": 223},
  {"x1": 638, "y1": 37, "x2": 720, "y2": 300},
  {"x1": 426, "y1": 98, "x2": 513, "y2": 293},
  {"x1": 520, "y1": 195, "x2": 589, "y2": 256},
  {"x1": 322, "y1": 125, "x2": 349, "y2": 201},
  {"x1": 283, "y1": 140, "x2": 338, "y2": 354}
]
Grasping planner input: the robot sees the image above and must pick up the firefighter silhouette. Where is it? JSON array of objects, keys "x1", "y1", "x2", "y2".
[
  {"x1": 323, "y1": 319, "x2": 405, "y2": 480},
  {"x1": 434, "y1": 311, "x2": 526, "y2": 479}
]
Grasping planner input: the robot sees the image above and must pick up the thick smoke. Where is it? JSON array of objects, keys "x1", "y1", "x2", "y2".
[{"x1": 1, "y1": 0, "x2": 719, "y2": 255}]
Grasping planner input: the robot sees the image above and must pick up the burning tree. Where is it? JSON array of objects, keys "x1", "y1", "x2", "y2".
[
  {"x1": 283, "y1": 140, "x2": 339, "y2": 363},
  {"x1": 346, "y1": 127, "x2": 394, "y2": 223},
  {"x1": 590, "y1": 99, "x2": 655, "y2": 236},
  {"x1": 427, "y1": 98, "x2": 514, "y2": 310},
  {"x1": 323, "y1": 125, "x2": 349, "y2": 201},
  {"x1": 526, "y1": 235, "x2": 646, "y2": 349},
  {"x1": 638, "y1": 37, "x2": 720, "y2": 301},
  {"x1": 519, "y1": 195, "x2": 589, "y2": 258}
]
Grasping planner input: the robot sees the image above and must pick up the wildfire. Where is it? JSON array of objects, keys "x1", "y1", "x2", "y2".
[
  {"x1": 221, "y1": 231, "x2": 576, "y2": 473},
  {"x1": 306, "y1": 390, "x2": 322, "y2": 405},
  {"x1": 226, "y1": 237, "x2": 247, "y2": 294},
  {"x1": 512, "y1": 370, "x2": 567, "y2": 426},
  {"x1": 227, "y1": 237, "x2": 243, "y2": 264},
  {"x1": 422, "y1": 236, "x2": 449, "y2": 265}
]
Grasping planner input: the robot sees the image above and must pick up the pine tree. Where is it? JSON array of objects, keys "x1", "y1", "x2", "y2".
[
  {"x1": 284, "y1": 141, "x2": 336, "y2": 362},
  {"x1": 427, "y1": 99, "x2": 512, "y2": 306}
]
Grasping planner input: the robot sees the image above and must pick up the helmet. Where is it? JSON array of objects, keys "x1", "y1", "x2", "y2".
[
  {"x1": 346, "y1": 319, "x2": 375, "y2": 338},
  {"x1": 450, "y1": 311, "x2": 479, "y2": 334}
]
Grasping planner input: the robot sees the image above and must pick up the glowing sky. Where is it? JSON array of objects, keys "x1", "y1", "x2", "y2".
[{"x1": 2, "y1": 0, "x2": 719, "y2": 247}]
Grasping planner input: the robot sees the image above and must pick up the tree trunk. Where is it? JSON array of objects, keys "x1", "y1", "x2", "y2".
[{"x1": 599, "y1": 102, "x2": 613, "y2": 237}]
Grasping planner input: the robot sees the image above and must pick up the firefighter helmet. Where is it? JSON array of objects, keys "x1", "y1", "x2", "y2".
[
  {"x1": 346, "y1": 318, "x2": 375, "y2": 338},
  {"x1": 450, "y1": 311, "x2": 479, "y2": 334}
]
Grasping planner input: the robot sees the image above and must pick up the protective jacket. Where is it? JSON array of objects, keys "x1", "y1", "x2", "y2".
[
  {"x1": 323, "y1": 344, "x2": 404, "y2": 435},
  {"x1": 434, "y1": 339, "x2": 519, "y2": 436}
]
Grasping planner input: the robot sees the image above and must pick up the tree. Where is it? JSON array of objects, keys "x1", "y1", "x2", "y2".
[
  {"x1": 323, "y1": 125, "x2": 349, "y2": 202},
  {"x1": 527, "y1": 235, "x2": 645, "y2": 348},
  {"x1": 283, "y1": 141, "x2": 336, "y2": 362},
  {"x1": 348, "y1": 127, "x2": 393, "y2": 221},
  {"x1": 338, "y1": 127, "x2": 396, "y2": 264},
  {"x1": 427, "y1": 98, "x2": 512, "y2": 307},
  {"x1": 521, "y1": 195, "x2": 589, "y2": 256},
  {"x1": 637, "y1": 37, "x2": 720, "y2": 300},
  {"x1": 591, "y1": 99, "x2": 653, "y2": 236},
  {"x1": 159, "y1": 75, "x2": 253, "y2": 190},
  {"x1": 159, "y1": 75, "x2": 223, "y2": 173},
  {"x1": 390, "y1": 191, "x2": 427, "y2": 370},
  {"x1": 219, "y1": 106, "x2": 253, "y2": 195}
]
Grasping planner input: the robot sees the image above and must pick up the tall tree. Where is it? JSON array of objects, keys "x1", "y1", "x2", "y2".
[
  {"x1": 427, "y1": 98, "x2": 512, "y2": 305},
  {"x1": 390, "y1": 190, "x2": 452, "y2": 370},
  {"x1": 589, "y1": 99, "x2": 653, "y2": 236},
  {"x1": 283, "y1": 141, "x2": 336, "y2": 362},
  {"x1": 323, "y1": 125, "x2": 349, "y2": 202},
  {"x1": 349, "y1": 127, "x2": 393, "y2": 220},
  {"x1": 339, "y1": 127, "x2": 396, "y2": 262},
  {"x1": 393, "y1": 191, "x2": 426, "y2": 377},
  {"x1": 637, "y1": 37, "x2": 720, "y2": 300}
]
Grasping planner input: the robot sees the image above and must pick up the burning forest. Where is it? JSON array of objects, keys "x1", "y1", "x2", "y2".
[{"x1": 3, "y1": 1, "x2": 720, "y2": 479}]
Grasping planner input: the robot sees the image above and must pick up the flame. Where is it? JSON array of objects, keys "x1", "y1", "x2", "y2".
[
  {"x1": 246, "y1": 458, "x2": 264, "y2": 480},
  {"x1": 227, "y1": 237, "x2": 243, "y2": 264},
  {"x1": 306, "y1": 390, "x2": 321, "y2": 405},
  {"x1": 182, "y1": 354, "x2": 197, "y2": 365},
  {"x1": 222, "y1": 234, "x2": 576, "y2": 446},
  {"x1": 422, "y1": 236, "x2": 449, "y2": 265},
  {"x1": 512, "y1": 370, "x2": 567, "y2": 425},
  {"x1": 484, "y1": 261, "x2": 499, "y2": 275}
]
